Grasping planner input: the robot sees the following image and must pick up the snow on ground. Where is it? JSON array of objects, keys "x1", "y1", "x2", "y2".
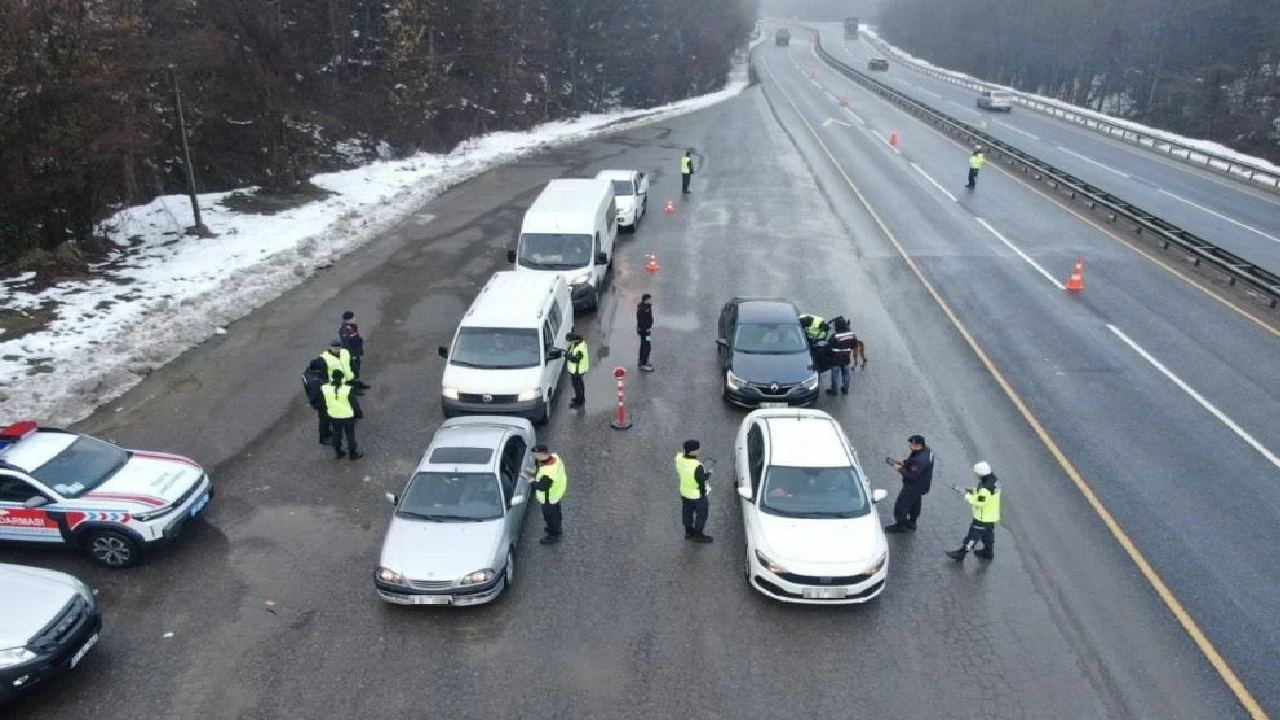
[
  {"x1": 0, "y1": 54, "x2": 755, "y2": 426},
  {"x1": 858, "y1": 26, "x2": 1280, "y2": 177}
]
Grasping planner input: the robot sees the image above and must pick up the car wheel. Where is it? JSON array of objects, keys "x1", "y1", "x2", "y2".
[
  {"x1": 86, "y1": 530, "x2": 142, "y2": 568},
  {"x1": 505, "y1": 549, "x2": 516, "y2": 588}
]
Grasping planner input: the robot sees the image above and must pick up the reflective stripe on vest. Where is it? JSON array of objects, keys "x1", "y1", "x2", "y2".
[
  {"x1": 674, "y1": 453, "x2": 703, "y2": 499},
  {"x1": 535, "y1": 455, "x2": 567, "y2": 504},
  {"x1": 321, "y1": 349, "x2": 353, "y2": 381},
  {"x1": 969, "y1": 486, "x2": 1001, "y2": 523},
  {"x1": 567, "y1": 341, "x2": 590, "y2": 374},
  {"x1": 321, "y1": 383, "x2": 355, "y2": 419},
  {"x1": 681, "y1": 156, "x2": 692, "y2": 173}
]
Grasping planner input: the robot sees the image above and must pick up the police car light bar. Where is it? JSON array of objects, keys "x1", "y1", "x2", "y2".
[{"x1": 0, "y1": 421, "x2": 39, "y2": 444}]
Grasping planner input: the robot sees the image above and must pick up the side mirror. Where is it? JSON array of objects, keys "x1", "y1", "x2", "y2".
[
  {"x1": 437, "y1": 346, "x2": 449, "y2": 359},
  {"x1": 510, "y1": 495, "x2": 526, "y2": 507},
  {"x1": 737, "y1": 486, "x2": 753, "y2": 501},
  {"x1": 716, "y1": 338, "x2": 729, "y2": 349},
  {"x1": 24, "y1": 496, "x2": 49, "y2": 509},
  {"x1": 506, "y1": 249, "x2": 516, "y2": 263},
  {"x1": 546, "y1": 347, "x2": 565, "y2": 360},
  {"x1": 871, "y1": 488, "x2": 888, "y2": 503},
  {"x1": 595, "y1": 252, "x2": 608, "y2": 265},
  {"x1": 384, "y1": 492, "x2": 398, "y2": 505}
]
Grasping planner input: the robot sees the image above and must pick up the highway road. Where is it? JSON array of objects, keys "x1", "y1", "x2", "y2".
[
  {"x1": 810, "y1": 23, "x2": 1280, "y2": 275},
  {"x1": 1, "y1": 41, "x2": 1270, "y2": 720}
]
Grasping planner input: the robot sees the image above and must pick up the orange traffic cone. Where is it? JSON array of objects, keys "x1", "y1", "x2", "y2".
[
  {"x1": 1065, "y1": 257, "x2": 1084, "y2": 292},
  {"x1": 840, "y1": 95, "x2": 850, "y2": 107},
  {"x1": 646, "y1": 254, "x2": 660, "y2": 273},
  {"x1": 664, "y1": 200, "x2": 675, "y2": 215},
  {"x1": 889, "y1": 130, "x2": 899, "y2": 148}
]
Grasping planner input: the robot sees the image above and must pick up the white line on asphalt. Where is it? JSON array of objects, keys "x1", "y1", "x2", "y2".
[
  {"x1": 992, "y1": 120, "x2": 1041, "y2": 141},
  {"x1": 974, "y1": 218, "x2": 1066, "y2": 288},
  {"x1": 1059, "y1": 148, "x2": 1131, "y2": 178},
  {"x1": 948, "y1": 100, "x2": 974, "y2": 113},
  {"x1": 1107, "y1": 325, "x2": 1280, "y2": 470},
  {"x1": 844, "y1": 107, "x2": 866, "y2": 124},
  {"x1": 1158, "y1": 189, "x2": 1280, "y2": 245},
  {"x1": 911, "y1": 162, "x2": 958, "y2": 202},
  {"x1": 915, "y1": 86, "x2": 941, "y2": 99}
]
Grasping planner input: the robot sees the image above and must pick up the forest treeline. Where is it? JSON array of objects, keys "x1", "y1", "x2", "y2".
[
  {"x1": 0, "y1": 0, "x2": 755, "y2": 267},
  {"x1": 877, "y1": 0, "x2": 1280, "y2": 163}
]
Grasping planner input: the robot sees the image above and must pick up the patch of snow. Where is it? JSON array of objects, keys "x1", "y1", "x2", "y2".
[{"x1": 0, "y1": 54, "x2": 753, "y2": 426}]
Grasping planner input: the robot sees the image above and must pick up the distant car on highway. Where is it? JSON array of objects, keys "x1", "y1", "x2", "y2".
[
  {"x1": 717, "y1": 297, "x2": 820, "y2": 409},
  {"x1": 734, "y1": 409, "x2": 889, "y2": 604},
  {"x1": 977, "y1": 89, "x2": 1014, "y2": 112},
  {"x1": 0, "y1": 421, "x2": 214, "y2": 568},
  {"x1": 0, "y1": 563, "x2": 101, "y2": 704},
  {"x1": 867, "y1": 58, "x2": 889, "y2": 71},
  {"x1": 775, "y1": 28, "x2": 790, "y2": 46},
  {"x1": 375, "y1": 416, "x2": 536, "y2": 606}
]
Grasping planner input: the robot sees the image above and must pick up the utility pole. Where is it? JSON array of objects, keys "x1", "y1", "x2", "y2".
[{"x1": 169, "y1": 65, "x2": 210, "y2": 236}]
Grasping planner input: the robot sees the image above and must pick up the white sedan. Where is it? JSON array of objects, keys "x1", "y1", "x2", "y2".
[{"x1": 734, "y1": 408, "x2": 890, "y2": 604}]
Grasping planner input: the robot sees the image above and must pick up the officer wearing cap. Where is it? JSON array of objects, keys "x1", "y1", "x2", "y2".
[
  {"x1": 531, "y1": 444, "x2": 567, "y2": 544},
  {"x1": 319, "y1": 339, "x2": 355, "y2": 393},
  {"x1": 885, "y1": 434, "x2": 934, "y2": 533},
  {"x1": 675, "y1": 439, "x2": 713, "y2": 543},
  {"x1": 948, "y1": 461, "x2": 1001, "y2": 561}
]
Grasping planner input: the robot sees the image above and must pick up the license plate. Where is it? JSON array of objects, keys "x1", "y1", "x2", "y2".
[
  {"x1": 69, "y1": 633, "x2": 99, "y2": 669},
  {"x1": 802, "y1": 587, "x2": 846, "y2": 600},
  {"x1": 411, "y1": 595, "x2": 452, "y2": 606},
  {"x1": 760, "y1": 402, "x2": 788, "y2": 409},
  {"x1": 189, "y1": 493, "x2": 210, "y2": 518}
]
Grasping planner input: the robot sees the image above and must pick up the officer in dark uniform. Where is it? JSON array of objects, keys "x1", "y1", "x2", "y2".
[
  {"x1": 338, "y1": 310, "x2": 370, "y2": 392},
  {"x1": 566, "y1": 333, "x2": 589, "y2": 408},
  {"x1": 885, "y1": 434, "x2": 933, "y2": 533},
  {"x1": 301, "y1": 357, "x2": 332, "y2": 444},
  {"x1": 531, "y1": 444, "x2": 567, "y2": 544},
  {"x1": 825, "y1": 317, "x2": 867, "y2": 396},
  {"x1": 636, "y1": 293, "x2": 654, "y2": 372}
]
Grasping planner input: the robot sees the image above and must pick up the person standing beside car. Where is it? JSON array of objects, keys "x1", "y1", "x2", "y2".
[
  {"x1": 301, "y1": 357, "x2": 332, "y2": 445},
  {"x1": 531, "y1": 444, "x2": 567, "y2": 544},
  {"x1": 825, "y1": 317, "x2": 867, "y2": 396},
  {"x1": 675, "y1": 439, "x2": 713, "y2": 543},
  {"x1": 885, "y1": 434, "x2": 933, "y2": 533},
  {"x1": 637, "y1": 294, "x2": 655, "y2": 372},
  {"x1": 566, "y1": 333, "x2": 590, "y2": 408}
]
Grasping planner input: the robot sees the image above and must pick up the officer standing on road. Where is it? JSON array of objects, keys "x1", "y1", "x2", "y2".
[
  {"x1": 947, "y1": 461, "x2": 1001, "y2": 561},
  {"x1": 301, "y1": 357, "x2": 332, "y2": 445},
  {"x1": 681, "y1": 150, "x2": 694, "y2": 194},
  {"x1": 531, "y1": 444, "x2": 567, "y2": 544},
  {"x1": 319, "y1": 339, "x2": 354, "y2": 387},
  {"x1": 825, "y1": 317, "x2": 867, "y2": 396},
  {"x1": 338, "y1": 311, "x2": 370, "y2": 393},
  {"x1": 566, "y1": 332, "x2": 590, "y2": 408},
  {"x1": 322, "y1": 370, "x2": 364, "y2": 461},
  {"x1": 637, "y1": 293, "x2": 655, "y2": 372},
  {"x1": 675, "y1": 439, "x2": 713, "y2": 543},
  {"x1": 885, "y1": 434, "x2": 934, "y2": 533},
  {"x1": 966, "y1": 148, "x2": 987, "y2": 190}
]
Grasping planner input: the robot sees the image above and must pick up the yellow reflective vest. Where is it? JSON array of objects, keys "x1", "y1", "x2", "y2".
[
  {"x1": 802, "y1": 315, "x2": 826, "y2": 341},
  {"x1": 567, "y1": 341, "x2": 590, "y2": 374},
  {"x1": 681, "y1": 156, "x2": 692, "y2": 174},
  {"x1": 321, "y1": 383, "x2": 355, "y2": 419},
  {"x1": 535, "y1": 455, "x2": 567, "y2": 504},
  {"x1": 970, "y1": 154, "x2": 987, "y2": 170},
  {"x1": 320, "y1": 349, "x2": 353, "y2": 382},
  {"x1": 966, "y1": 484, "x2": 1001, "y2": 523},
  {"x1": 674, "y1": 453, "x2": 706, "y2": 500}
]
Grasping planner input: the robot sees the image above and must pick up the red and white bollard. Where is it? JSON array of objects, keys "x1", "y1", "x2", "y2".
[{"x1": 610, "y1": 366, "x2": 633, "y2": 430}]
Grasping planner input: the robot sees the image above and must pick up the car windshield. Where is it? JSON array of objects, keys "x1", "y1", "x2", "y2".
[
  {"x1": 398, "y1": 471, "x2": 503, "y2": 521},
  {"x1": 610, "y1": 180, "x2": 633, "y2": 196},
  {"x1": 517, "y1": 232, "x2": 593, "y2": 270},
  {"x1": 450, "y1": 327, "x2": 541, "y2": 369},
  {"x1": 760, "y1": 466, "x2": 870, "y2": 518},
  {"x1": 734, "y1": 322, "x2": 808, "y2": 354},
  {"x1": 28, "y1": 435, "x2": 130, "y2": 498}
]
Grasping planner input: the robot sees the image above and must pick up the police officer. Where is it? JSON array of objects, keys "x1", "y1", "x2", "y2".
[
  {"x1": 319, "y1": 339, "x2": 354, "y2": 388},
  {"x1": 675, "y1": 439, "x2": 713, "y2": 543},
  {"x1": 885, "y1": 434, "x2": 934, "y2": 533},
  {"x1": 798, "y1": 314, "x2": 829, "y2": 344},
  {"x1": 566, "y1": 332, "x2": 589, "y2": 408},
  {"x1": 321, "y1": 370, "x2": 364, "y2": 460},
  {"x1": 825, "y1": 317, "x2": 867, "y2": 396},
  {"x1": 966, "y1": 148, "x2": 987, "y2": 189},
  {"x1": 301, "y1": 357, "x2": 332, "y2": 444},
  {"x1": 338, "y1": 311, "x2": 370, "y2": 392},
  {"x1": 947, "y1": 462, "x2": 1001, "y2": 561},
  {"x1": 636, "y1": 293, "x2": 654, "y2": 372},
  {"x1": 681, "y1": 150, "x2": 694, "y2": 194},
  {"x1": 531, "y1": 444, "x2": 567, "y2": 544}
]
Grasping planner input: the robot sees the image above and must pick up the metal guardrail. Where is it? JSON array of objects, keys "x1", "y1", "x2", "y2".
[
  {"x1": 854, "y1": 31, "x2": 1280, "y2": 194},
  {"x1": 806, "y1": 30, "x2": 1280, "y2": 309}
]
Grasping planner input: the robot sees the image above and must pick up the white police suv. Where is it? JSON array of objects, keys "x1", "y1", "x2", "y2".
[{"x1": 0, "y1": 421, "x2": 213, "y2": 568}]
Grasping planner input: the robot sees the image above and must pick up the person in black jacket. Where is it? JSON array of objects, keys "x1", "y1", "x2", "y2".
[
  {"x1": 885, "y1": 434, "x2": 934, "y2": 533},
  {"x1": 301, "y1": 358, "x2": 332, "y2": 444},
  {"x1": 636, "y1": 294, "x2": 654, "y2": 372},
  {"x1": 338, "y1": 311, "x2": 370, "y2": 392},
  {"x1": 825, "y1": 317, "x2": 867, "y2": 396}
]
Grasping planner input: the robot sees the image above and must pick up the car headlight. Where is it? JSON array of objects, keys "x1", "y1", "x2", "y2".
[
  {"x1": 754, "y1": 550, "x2": 788, "y2": 575},
  {"x1": 0, "y1": 646, "x2": 37, "y2": 669},
  {"x1": 132, "y1": 505, "x2": 176, "y2": 522},
  {"x1": 442, "y1": 387, "x2": 459, "y2": 399},
  {"x1": 802, "y1": 373, "x2": 820, "y2": 390},
  {"x1": 726, "y1": 371, "x2": 744, "y2": 391},
  {"x1": 865, "y1": 552, "x2": 888, "y2": 576},
  {"x1": 376, "y1": 567, "x2": 405, "y2": 585},
  {"x1": 459, "y1": 569, "x2": 495, "y2": 586},
  {"x1": 516, "y1": 388, "x2": 540, "y2": 401},
  {"x1": 568, "y1": 272, "x2": 592, "y2": 286}
]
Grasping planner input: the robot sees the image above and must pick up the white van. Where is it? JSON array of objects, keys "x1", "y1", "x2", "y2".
[
  {"x1": 437, "y1": 271, "x2": 574, "y2": 424},
  {"x1": 507, "y1": 178, "x2": 617, "y2": 311}
]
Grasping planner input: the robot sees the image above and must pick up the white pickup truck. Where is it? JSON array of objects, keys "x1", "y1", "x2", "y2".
[{"x1": 595, "y1": 169, "x2": 649, "y2": 232}]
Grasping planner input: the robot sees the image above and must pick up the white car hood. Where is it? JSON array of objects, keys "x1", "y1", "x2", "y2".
[
  {"x1": 615, "y1": 196, "x2": 636, "y2": 215},
  {"x1": 442, "y1": 364, "x2": 542, "y2": 395},
  {"x1": 0, "y1": 564, "x2": 82, "y2": 646},
  {"x1": 755, "y1": 512, "x2": 885, "y2": 567},
  {"x1": 83, "y1": 452, "x2": 204, "y2": 510},
  {"x1": 379, "y1": 517, "x2": 504, "y2": 581}
]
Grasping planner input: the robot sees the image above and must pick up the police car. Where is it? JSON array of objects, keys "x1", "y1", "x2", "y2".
[{"x1": 0, "y1": 421, "x2": 213, "y2": 568}]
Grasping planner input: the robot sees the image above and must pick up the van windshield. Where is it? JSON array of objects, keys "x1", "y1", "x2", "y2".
[
  {"x1": 450, "y1": 327, "x2": 541, "y2": 369},
  {"x1": 610, "y1": 180, "x2": 633, "y2": 196},
  {"x1": 518, "y1": 233, "x2": 593, "y2": 270}
]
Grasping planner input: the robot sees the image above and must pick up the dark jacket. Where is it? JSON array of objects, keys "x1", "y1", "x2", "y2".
[
  {"x1": 828, "y1": 331, "x2": 858, "y2": 367},
  {"x1": 339, "y1": 321, "x2": 365, "y2": 357},
  {"x1": 636, "y1": 302, "x2": 653, "y2": 333},
  {"x1": 302, "y1": 359, "x2": 328, "y2": 411},
  {"x1": 694, "y1": 464, "x2": 710, "y2": 499},
  {"x1": 900, "y1": 447, "x2": 935, "y2": 494}
]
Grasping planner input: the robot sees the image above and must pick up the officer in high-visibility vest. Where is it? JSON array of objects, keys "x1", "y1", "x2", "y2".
[
  {"x1": 675, "y1": 439, "x2": 713, "y2": 543},
  {"x1": 565, "y1": 333, "x2": 590, "y2": 408},
  {"x1": 321, "y1": 370, "x2": 364, "y2": 461},
  {"x1": 680, "y1": 150, "x2": 694, "y2": 194},
  {"x1": 966, "y1": 148, "x2": 988, "y2": 189},
  {"x1": 531, "y1": 444, "x2": 567, "y2": 544},
  {"x1": 798, "y1": 314, "x2": 829, "y2": 343},
  {"x1": 947, "y1": 461, "x2": 1001, "y2": 560},
  {"x1": 319, "y1": 339, "x2": 355, "y2": 391}
]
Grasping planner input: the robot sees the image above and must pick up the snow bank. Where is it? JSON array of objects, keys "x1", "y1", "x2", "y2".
[{"x1": 0, "y1": 57, "x2": 753, "y2": 426}]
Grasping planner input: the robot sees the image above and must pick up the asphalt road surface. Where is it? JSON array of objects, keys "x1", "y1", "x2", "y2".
[
  {"x1": 2, "y1": 51, "x2": 1264, "y2": 720},
  {"x1": 812, "y1": 23, "x2": 1280, "y2": 275}
]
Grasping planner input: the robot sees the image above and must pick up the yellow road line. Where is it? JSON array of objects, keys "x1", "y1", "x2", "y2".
[{"x1": 759, "y1": 55, "x2": 1271, "y2": 720}]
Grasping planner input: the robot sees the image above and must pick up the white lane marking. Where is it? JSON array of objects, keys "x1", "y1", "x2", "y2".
[
  {"x1": 1108, "y1": 325, "x2": 1280, "y2": 470},
  {"x1": 1158, "y1": 189, "x2": 1280, "y2": 245},
  {"x1": 911, "y1": 162, "x2": 957, "y2": 202},
  {"x1": 992, "y1": 120, "x2": 1041, "y2": 141},
  {"x1": 872, "y1": 130, "x2": 901, "y2": 154},
  {"x1": 915, "y1": 86, "x2": 941, "y2": 99},
  {"x1": 974, "y1": 218, "x2": 1066, "y2": 289},
  {"x1": 1059, "y1": 147, "x2": 1131, "y2": 178},
  {"x1": 948, "y1": 100, "x2": 975, "y2": 113},
  {"x1": 844, "y1": 106, "x2": 866, "y2": 125}
]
